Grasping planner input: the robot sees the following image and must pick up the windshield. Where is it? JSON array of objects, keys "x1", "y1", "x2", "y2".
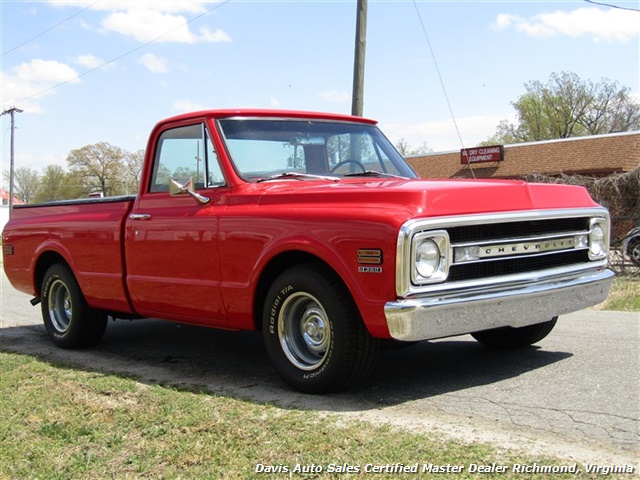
[{"x1": 217, "y1": 118, "x2": 417, "y2": 181}]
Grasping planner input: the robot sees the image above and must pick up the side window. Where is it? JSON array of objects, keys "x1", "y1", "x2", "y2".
[{"x1": 150, "y1": 124, "x2": 225, "y2": 192}]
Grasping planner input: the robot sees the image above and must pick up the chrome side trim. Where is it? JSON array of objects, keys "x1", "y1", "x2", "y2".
[{"x1": 385, "y1": 268, "x2": 614, "y2": 341}]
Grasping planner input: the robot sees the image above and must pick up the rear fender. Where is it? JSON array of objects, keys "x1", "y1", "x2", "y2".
[{"x1": 33, "y1": 241, "x2": 78, "y2": 297}]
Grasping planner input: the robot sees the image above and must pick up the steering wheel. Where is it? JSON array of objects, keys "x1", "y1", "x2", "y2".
[{"x1": 330, "y1": 160, "x2": 366, "y2": 173}]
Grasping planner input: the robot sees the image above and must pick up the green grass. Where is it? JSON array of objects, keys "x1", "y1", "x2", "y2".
[
  {"x1": 596, "y1": 276, "x2": 640, "y2": 311},
  {"x1": 1, "y1": 273, "x2": 636, "y2": 479},
  {"x1": 0, "y1": 353, "x2": 622, "y2": 480}
]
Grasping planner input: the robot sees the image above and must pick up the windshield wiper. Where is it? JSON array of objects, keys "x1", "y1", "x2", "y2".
[
  {"x1": 343, "y1": 170, "x2": 407, "y2": 179},
  {"x1": 257, "y1": 172, "x2": 340, "y2": 183}
]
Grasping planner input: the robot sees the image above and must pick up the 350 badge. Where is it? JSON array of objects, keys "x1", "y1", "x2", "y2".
[{"x1": 358, "y1": 266, "x2": 382, "y2": 273}]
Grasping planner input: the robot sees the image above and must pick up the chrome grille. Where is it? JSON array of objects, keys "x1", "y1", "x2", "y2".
[
  {"x1": 395, "y1": 208, "x2": 610, "y2": 298},
  {"x1": 447, "y1": 218, "x2": 592, "y2": 282},
  {"x1": 448, "y1": 217, "x2": 590, "y2": 243},
  {"x1": 448, "y1": 250, "x2": 589, "y2": 282}
]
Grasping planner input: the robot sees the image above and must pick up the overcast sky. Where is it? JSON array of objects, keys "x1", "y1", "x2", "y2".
[{"x1": 1, "y1": 0, "x2": 638, "y2": 175}]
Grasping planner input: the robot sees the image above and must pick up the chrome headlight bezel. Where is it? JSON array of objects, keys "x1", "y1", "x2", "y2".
[
  {"x1": 588, "y1": 217, "x2": 609, "y2": 261},
  {"x1": 410, "y1": 230, "x2": 450, "y2": 285},
  {"x1": 394, "y1": 208, "x2": 610, "y2": 299}
]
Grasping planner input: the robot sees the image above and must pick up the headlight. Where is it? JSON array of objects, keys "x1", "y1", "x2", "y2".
[
  {"x1": 416, "y1": 240, "x2": 440, "y2": 277},
  {"x1": 589, "y1": 219, "x2": 608, "y2": 260},
  {"x1": 411, "y1": 231, "x2": 450, "y2": 284}
]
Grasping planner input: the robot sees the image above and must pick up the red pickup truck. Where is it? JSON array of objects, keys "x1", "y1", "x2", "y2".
[{"x1": 2, "y1": 109, "x2": 614, "y2": 393}]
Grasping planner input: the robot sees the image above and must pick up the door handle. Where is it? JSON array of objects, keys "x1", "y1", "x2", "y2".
[{"x1": 129, "y1": 213, "x2": 151, "y2": 221}]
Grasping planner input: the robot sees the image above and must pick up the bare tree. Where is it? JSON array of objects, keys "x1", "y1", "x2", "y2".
[
  {"x1": 3, "y1": 166, "x2": 40, "y2": 204},
  {"x1": 395, "y1": 138, "x2": 432, "y2": 156}
]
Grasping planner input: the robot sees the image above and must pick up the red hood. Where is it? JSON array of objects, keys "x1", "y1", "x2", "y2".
[{"x1": 256, "y1": 177, "x2": 599, "y2": 220}]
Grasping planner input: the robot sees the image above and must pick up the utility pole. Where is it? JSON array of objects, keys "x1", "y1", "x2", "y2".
[
  {"x1": 351, "y1": 0, "x2": 367, "y2": 117},
  {"x1": 1, "y1": 107, "x2": 24, "y2": 215}
]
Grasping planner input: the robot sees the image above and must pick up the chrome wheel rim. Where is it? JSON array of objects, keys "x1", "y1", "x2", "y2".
[
  {"x1": 630, "y1": 243, "x2": 640, "y2": 265},
  {"x1": 278, "y1": 292, "x2": 331, "y2": 371},
  {"x1": 48, "y1": 279, "x2": 72, "y2": 333}
]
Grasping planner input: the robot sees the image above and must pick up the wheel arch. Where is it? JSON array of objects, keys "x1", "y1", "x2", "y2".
[
  {"x1": 34, "y1": 251, "x2": 71, "y2": 298},
  {"x1": 252, "y1": 250, "x2": 349, "y2": 332}
]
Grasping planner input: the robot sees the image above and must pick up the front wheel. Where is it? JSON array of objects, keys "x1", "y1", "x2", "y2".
[
  {"x1": 41, "y1": 263, "x2": 108, "y2": 349},
  {"x1": 471, "y1": 318, "x2": 558, "y2": 349},
  {"x1": 262, "y1": 264, "x2": 378, "y2": 393}
]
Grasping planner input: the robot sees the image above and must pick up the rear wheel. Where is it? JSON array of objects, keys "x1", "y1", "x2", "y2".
[
  {"x1": 262, "y1": 264, "x2": 378, "y2": 393},
  {"x1": 41, "y1": 263, "x2": 108, "y2": 349},
  {"x1": 471, "y1": 318, "x2": 558, "y2": 349}
]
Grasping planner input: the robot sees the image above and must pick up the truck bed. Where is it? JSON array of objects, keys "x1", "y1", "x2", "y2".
[{"x1": 2, "y1": 196, "x2": 136, "y2": 314}]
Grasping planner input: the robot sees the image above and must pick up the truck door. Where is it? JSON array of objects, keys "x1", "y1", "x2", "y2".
[{"x1": 125, "y1": 122, "x2": 229, "y2": 325}]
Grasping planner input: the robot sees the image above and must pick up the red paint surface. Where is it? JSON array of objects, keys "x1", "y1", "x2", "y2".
[{"x1": 2, "y1": 110, "x2": 600, "y2": 339}]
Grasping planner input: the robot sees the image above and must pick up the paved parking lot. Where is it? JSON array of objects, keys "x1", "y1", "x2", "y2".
[{"x1": 1, "y1": 272, "x2": 638, "y2": 466}]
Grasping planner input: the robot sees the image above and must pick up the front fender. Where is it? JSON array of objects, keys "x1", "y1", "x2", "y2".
[{"x1": 230, "y1": 231, "x2": 396, "y2": 338}]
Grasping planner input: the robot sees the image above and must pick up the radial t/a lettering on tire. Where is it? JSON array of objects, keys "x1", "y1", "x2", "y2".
[
  {"x1": 262, "y1": 264, "x2": 379, "y2": 394},
  {"x1": 40, "y1": 263, "x2": 108, "y2": 349}
]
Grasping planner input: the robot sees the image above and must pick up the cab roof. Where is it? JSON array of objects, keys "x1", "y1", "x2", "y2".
[{"x1": 158, "y1": 109, "x2": 378, "y2": 126}]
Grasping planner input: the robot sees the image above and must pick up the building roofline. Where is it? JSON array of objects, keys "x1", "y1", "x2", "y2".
[
  {"x1": 502, "y1": 130, "x2": 640, "y2": 149},
  {"x1": 407, "y1": 130, "x2": 640, "y2": 159}
]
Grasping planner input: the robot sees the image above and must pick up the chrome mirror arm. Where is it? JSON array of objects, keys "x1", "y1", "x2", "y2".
[
  {"x1": 185, "y1": 189, "x2": 210, "y2": 205},
  {"x1": 169, "y1": 178, "x2": 210, "y2": 205}
]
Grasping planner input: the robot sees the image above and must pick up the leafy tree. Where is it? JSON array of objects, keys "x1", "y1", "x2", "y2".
[
  {"x1": 154, "y1": 164, "x2": 172, "y2": 187},
  {"x1": 484, "y1": 72, "x2": 640, "y2": 145},
  {"x1": 123, "y1": 149, "x2": 145, "y2": 194},
  {"x1": 35, "y1": 165, "x2": 80, "y2": 203},
  {"x1": 66, "y1": 142, "x2": 127, "y2": 197},
  {"x1": 172, "y1": 166, "x2": 199, "y2": 180},
  {"x1": 3, "y1": 166, "x2": 40, "y2": 204}
]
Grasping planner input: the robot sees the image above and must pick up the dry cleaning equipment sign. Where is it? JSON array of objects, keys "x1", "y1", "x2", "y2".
[{"x1": 461, "y1": 145, "x2": 504, "y2": 164}]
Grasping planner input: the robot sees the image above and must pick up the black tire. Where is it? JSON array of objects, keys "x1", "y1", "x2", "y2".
[
  {"x1": 40, "y1": 263, "x2": 108, "y2": 349},
  {"x1": 262, "y1": 264, "x2": 379, "y2": 394},
  {"x1": 626, "y1": 237, "x2": 640, "y2": 266},
  {"x1": 380, "y1": 339, "x2": 419, "y2": 351},
  {"x1": 471, "y1": 317, "x2": 558, "y2": 349}
]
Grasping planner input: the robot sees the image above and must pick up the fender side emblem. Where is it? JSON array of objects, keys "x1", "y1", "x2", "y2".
[{"x1": 358, "y1": 249, "x2": 382, "y2": 265}]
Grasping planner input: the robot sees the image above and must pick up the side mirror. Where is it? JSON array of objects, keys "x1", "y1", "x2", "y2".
[{"x1": 169, "y1": 178, "x2": 210, "y2": 205}]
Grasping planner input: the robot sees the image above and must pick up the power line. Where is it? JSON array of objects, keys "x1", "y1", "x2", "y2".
[
  {"x1": 1, "y1": 2, "x2": 99, "y2": 57},
  {"x1": 2, "y1": 0, "x2": 233, "y2": 110},
  {"x1": 411, "y1": 1, "x2": 463, "y2": 148},
  {"x1": 411, "y1": 1, "x2": 474, "y2": 177},
  {"x1": 582, "y1": 0, "x2": 640, "y2": 12}
]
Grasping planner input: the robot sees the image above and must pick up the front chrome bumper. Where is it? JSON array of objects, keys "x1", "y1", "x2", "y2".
[{"x1": 384, "y1": 268, "x2": 615, "y2": 341}]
